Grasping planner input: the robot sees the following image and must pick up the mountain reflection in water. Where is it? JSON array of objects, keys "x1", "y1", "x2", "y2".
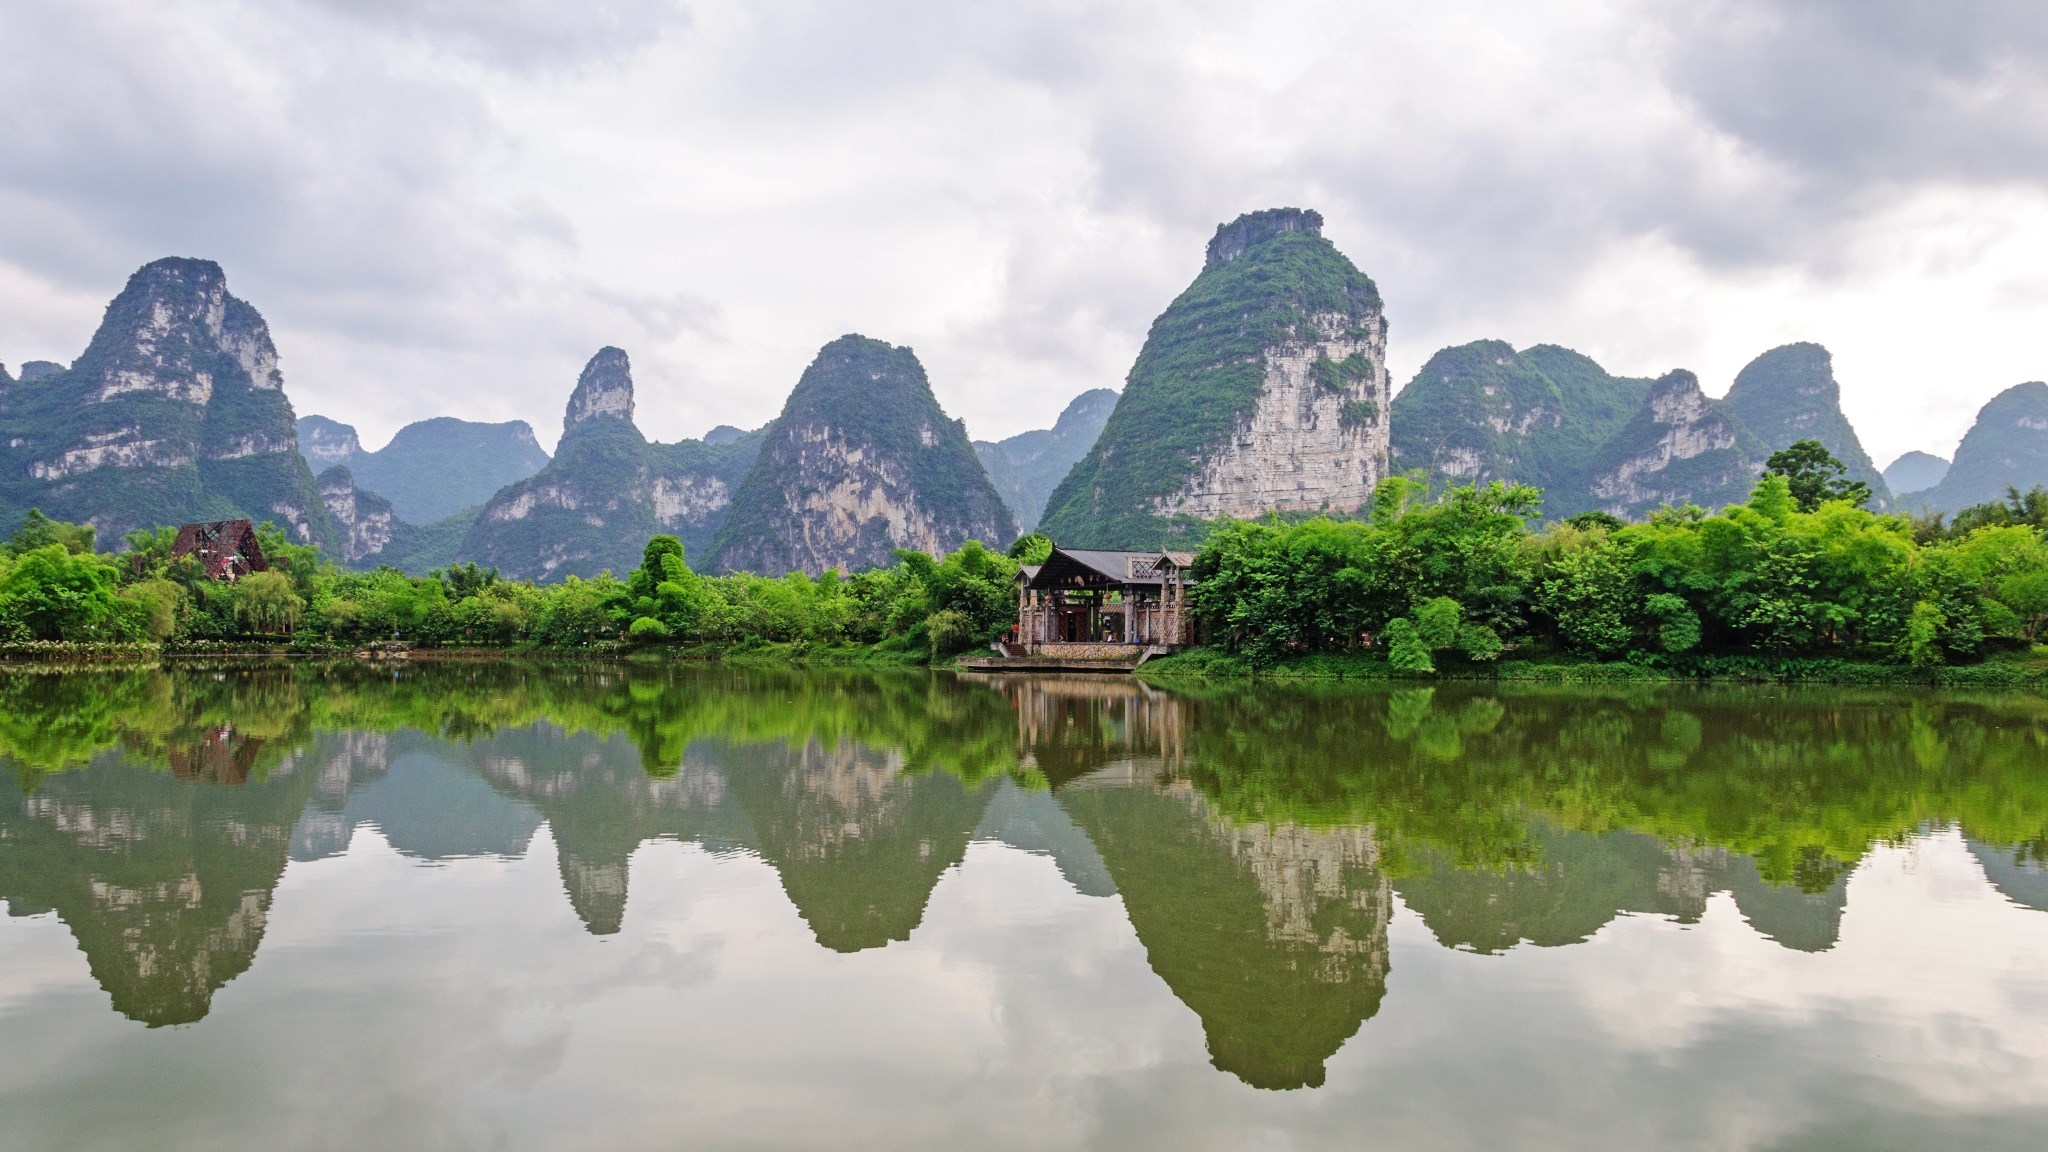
[{"x1": 1, "y1": 660, "x2": 2046, "y2": 1115}]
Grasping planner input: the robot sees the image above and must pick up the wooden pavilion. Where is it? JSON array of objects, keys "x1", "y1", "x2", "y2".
[{"x1": 1007, "y1": 546, "x2": 1197, "y2": 655}]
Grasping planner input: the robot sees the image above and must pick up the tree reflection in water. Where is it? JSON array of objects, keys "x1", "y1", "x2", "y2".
[{"x1": 1, "y1": 660, "x2": 2045, "y2": 1089}]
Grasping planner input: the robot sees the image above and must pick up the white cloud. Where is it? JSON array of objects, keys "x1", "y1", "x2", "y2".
[{"x1": 1, "y1": 0, "x2": 2044, "y2": 461}]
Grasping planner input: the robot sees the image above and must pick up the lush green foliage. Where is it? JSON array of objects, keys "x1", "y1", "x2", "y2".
[
  {"x1": 1188, "y1": 455, "x2": 2048, "y2": 671},
  {"x1": 1764, "y1": 438, "x2": 1872, "y2": 512},
  {"x1": 0, "y1": 509, "x2": 1022, "y2": 661}
]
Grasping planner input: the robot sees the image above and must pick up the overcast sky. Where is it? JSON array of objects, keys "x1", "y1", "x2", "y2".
[{"x1": 3, "y1": 0, "x2": 2047, "y2": 463}]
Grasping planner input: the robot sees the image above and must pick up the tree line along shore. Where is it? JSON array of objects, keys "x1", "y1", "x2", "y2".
[{"x1": 4, "y1": 442, "x2": 2048, "y2": 687}]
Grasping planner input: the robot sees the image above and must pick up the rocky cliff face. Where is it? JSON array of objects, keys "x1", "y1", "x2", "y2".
[
  {"x1": 1722, "y1": 343, "x2": 1889, "y2": 505},
  {"x1": 296, "y1": 414, "x2": 549, "y2": 524},
  {"x1": 1038, "y1": 207, "x2": 1389, "y2": 547},
  {"x1": 973, "y1": 387, "x2": 1117, "y2": 532},
  {"x1": 316, "y1": 465, "x2": 397, "y2": 563},
  {"x1": 1575, "y1": 370, "x2": 1764, "y2": 518},
  {"x1": 297, "y1": 414, "x2": 362, "y2": 474},
  {"x1": 710, "y1": 335, "x2": 1015, "y2": 575},
  {"x1": 0, "y1": 258, "x2": 334, "y2": 547},
  {"x1": 457, "y1": 347, "x2": 764, "y2": 580},
  {"x1": 1917, "y1": 382, "x2": 2048, "y2": 512}
]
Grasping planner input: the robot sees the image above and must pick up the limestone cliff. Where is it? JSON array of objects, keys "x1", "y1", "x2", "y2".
[
  {"x1": 1038, "y1": 208, "x2": 1390, "y2": 547},
  {"x1": 457, "y1": 347, "x2": 764, "y2": 580},
  {"x1": 0, "y1": 258, "x2": 335, "y2": 547},
  {"x1": 316, "y1": 465, "x2": 397, "y2": 564},
  {"x1": 1722, "y1": 343, "x2": 1889, "y2": 505},
  {"x1": 709, "y1": 334, "x2": 1016, "y2": 575},
  {"x1": 1572, "y1": 370, "x2": 1765, "y2": 518},
  {"x1": 1916, "y1": 381, "x2": 2048, "y2": 512}
]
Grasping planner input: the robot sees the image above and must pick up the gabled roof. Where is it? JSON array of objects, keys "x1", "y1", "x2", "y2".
[
  {"x1": 171, "y1": 519, "x2": 267, "y2": 581},
  {"x1": 1026, "y1": 547, "x2": 1196, "y2": 590}
]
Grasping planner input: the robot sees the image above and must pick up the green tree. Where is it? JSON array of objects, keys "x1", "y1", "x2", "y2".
[
  {"x1": 1764, "y1": 439, "x2": 1872, "y2": 512},
  {"x1": 235, "y1": 571, "x2": 305, "y2": 636}
]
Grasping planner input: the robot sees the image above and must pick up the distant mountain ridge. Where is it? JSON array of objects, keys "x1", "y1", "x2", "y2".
[
  {"x1": 974, "y1": 387, "x2": 1116, "y2": 532},
  {"x1": 1884, "y1": 451, "x2": 1950, "y2": 498},
  {"x1": 1391, "y1": 340, "x2": 1890, "y2": 519},
  {"x1": 456, "y1": 347, "x2": 767, "y2": 580},
  {"x1": 296, "y1": 414, "x2": 550, "y2": 524}
]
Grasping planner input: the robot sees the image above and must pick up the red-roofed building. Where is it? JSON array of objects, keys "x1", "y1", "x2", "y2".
[{"x1": 171, "y1": 520, "x2": 267, "y2": 582}]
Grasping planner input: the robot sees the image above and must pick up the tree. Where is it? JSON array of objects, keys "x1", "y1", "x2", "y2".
[
  {"x1": 1763, "y1": 439, "x2": 1871, "y2": 512},
  {"x1": 1006, "y1": 533, "x2": 1054, "y2": 565},
  {"x1": 6, "y1": 510, "x2": 95, "y2": 557},
  {"x1": 235, "y1": 571, "x2": 305, "y2": 636}
]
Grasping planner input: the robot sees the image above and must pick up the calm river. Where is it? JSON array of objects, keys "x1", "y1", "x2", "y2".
[{"x1": 2, "y1": 661, "x2": 2046, "y2": 1150}]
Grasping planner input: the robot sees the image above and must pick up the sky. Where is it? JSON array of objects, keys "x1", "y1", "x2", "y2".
[{"x1": 2, "y1": 0, "x2": 2047, "y2": 464}]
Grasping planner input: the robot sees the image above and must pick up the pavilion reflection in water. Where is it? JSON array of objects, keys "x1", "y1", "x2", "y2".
[{"x1": 3, "y1": 663, "x2": 2047, "y2": 1091}]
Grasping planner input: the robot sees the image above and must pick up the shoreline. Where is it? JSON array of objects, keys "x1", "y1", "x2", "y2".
[{"x1": 5, "y1": 640, "x2": 2048, "y2": 691}]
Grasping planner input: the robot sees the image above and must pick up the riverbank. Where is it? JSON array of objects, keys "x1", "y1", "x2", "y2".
[{"x1": 1134, "y1": 645, "x2": 2048, "y2": 689}]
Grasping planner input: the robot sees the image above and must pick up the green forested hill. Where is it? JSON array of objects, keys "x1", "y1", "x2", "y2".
[
  {"x1": 0, "y1": 257, "x2": 336, "y2": 549},
  {"x1": 456, "y1": 348, "x2": 764, "y2": 580},
  {"x1": 710, "y1": 334, "x2": 1014, "y2": 575},
  {"x1": 1038, "y1": 208, "x2": 1387, "y2": 548},
  {"x1": 1917, "y1": 382, "x2": 2048, "y2": 512},
  {"x1": 973, "y1": 387, "x2": 1116, "y2": 532},
  {"x1": 1390, "y1": 341, "x2": 1652, "y2": 494},
  {"x1": 296, "y1": 415, "x2": 549, "y2": 524},
  {"x1": 1722, "y1": 343, "x2": 1890, "y2": 505}
]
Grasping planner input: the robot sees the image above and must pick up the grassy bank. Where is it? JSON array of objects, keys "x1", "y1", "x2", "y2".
[{"x1": 1136, "y1": 645, "x2": 2048, "y2": 689}]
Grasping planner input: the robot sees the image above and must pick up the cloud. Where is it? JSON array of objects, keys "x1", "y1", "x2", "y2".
[{"x1": 0, "y1": 0, "x2": 2044, "y2": 460}]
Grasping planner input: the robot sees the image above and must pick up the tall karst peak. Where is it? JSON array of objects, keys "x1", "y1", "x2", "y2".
[
  {"x1": 1039, "y1": 207, "x2": 1389, "y2": 547},
  {"x1": 458, "y1": 347, "x2": 764, "y2": 580},
  {"x1": 0, "y1": 257, "x2": 334, "y2": 546},
  {"x1": 1722, "y1": 342, "x2": 1888, "y2": 504},
  {"x1": 565, "y1": 345, "x2": 635, "y2": 430},
  {"x1": 709, "y1": 333, "x2": 1015, "y2": 575},
  {"x1": 1205, "y1": 207, "x2": 1325, "y2": 268}
]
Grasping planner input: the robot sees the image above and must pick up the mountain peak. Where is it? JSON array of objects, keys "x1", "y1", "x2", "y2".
[
  {"x1": 710, "y1": 334, "x2": 1014, "y2": 574},
  {"x1": 565, "y1": 346, "x2": 635, "y2": 429},
  {"x1": 1721, "y1": 342, "x2": 1888, "y2": 503},
  {"x1": 1206, "y1": 208, "x2": 1324, "y2": 268}
]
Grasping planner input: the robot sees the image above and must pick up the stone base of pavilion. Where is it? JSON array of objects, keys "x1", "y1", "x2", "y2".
[{"x1": 958, "y1": 642, "x2": 1182, "y2": 674}]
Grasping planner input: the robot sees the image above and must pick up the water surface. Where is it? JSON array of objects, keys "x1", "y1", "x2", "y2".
[{"x1": 2, "y1": 662, "x2": 2046, "y2": 1150}]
